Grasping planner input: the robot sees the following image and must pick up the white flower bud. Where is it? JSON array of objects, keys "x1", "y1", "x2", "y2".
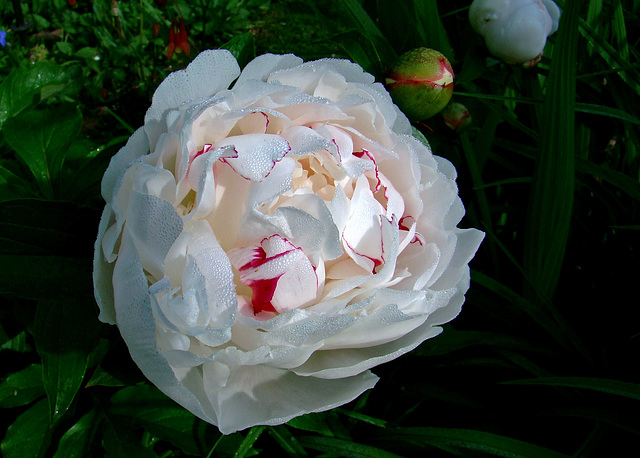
[{"x1": 469, "y1": 0, "x2": 561, "y2": 65}]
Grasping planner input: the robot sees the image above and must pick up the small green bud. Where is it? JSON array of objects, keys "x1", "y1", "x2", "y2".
[
  {"x1": 442, "y1": 103, "x2": 471, "y2": 132},
  {"x1": 385, "y1": 48, "x2": 454, "y2": 122}
]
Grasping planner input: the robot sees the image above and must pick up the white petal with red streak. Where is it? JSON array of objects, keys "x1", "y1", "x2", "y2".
[
  {"x1": 212, "y1": 133, "x2": 290, "y2": 182},
  {"x1": 342, "y1": 175, "x2": 385, "y2": 273}
]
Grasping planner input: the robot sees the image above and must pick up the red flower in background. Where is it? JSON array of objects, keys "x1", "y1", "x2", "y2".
[
  {"x1": 67, "y1": 0, "x2": 76, "y2": 6},
  {"x1": 167, "y1": 18, "x2": 190, "y2": 59}
]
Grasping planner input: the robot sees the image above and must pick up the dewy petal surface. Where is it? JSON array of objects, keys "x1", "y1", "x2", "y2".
[{"x1": 94, "y1": 49, "x2": 484, "y2": 434}]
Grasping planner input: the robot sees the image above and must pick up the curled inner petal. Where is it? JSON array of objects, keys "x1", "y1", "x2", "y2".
[{"x1": 229, "y1": 235, "x2": 318, "y2": 315}]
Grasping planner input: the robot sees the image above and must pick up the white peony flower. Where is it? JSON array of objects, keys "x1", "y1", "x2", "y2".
[
  {"x1": 469, "y1": 0, "x2": 561, "y2": 65},
  {"x1": 93, "y1": 50, "x2": 484, "y2": 434}
]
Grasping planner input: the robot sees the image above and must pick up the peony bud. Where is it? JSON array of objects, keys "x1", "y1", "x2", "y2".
[
  {"x1": 442, "y1": 103, "x2": 471, "y2": 131},
  {"x1": 469, "y1": 0, "x2": 561, "y2": 65},
  {"x1": 385, "y1": 48, "x2": 454, "y2": 122}
]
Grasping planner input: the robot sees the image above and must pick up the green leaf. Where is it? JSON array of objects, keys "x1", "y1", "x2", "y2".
[
  {"x1": 332, "y1": 30, "x2": 385, "y2": 76},
  {"x1": 337, "y1": 0, "x2": 397, "y2": 66},
  {"x1": 0, "y1": 255, "x2": 93, "y2": 300},
  {"x1": 412, "y1": 0, "x2": 454, "y2": 61},
  {"x1": 523, "y1": 0, "x2": 580, "y2": 301},
  {"x1": 414, "y1": 329, "x2": 541, "y2": 357},
  {"x1": 0, "y1": 62, "x2": 81, "y2": 127},
  {"x1": 267, "y1": 426, "x2": 309, "y2": 457},
  {"x1": 221, "y1": 33, "x2": 256, "y2": 69},
  {"x1": 235, "y1": 426, "x2": 266, "y2": 458},
  {"x1": 109, "y1": 384, "x2": 221, "y2": 456},
  {"x1": 503, "y1": 377, "x2": 640, "y2": 401},
  {"x1": 575, "y1": 102, "x2": 640, "y2": 125},
  {"x1": 0, "y1": 331, "x2": 31, "y2": 352},
  {"x1": 54, "y1": 409, "x2": 103, "y2": 458},
  {"x1": 0, "y1": 199, "x2": 100, "y2": 256},
  {"x1": 34, "y1": 299, "x2": 101, "y2": 425},
  {"x1": 579, "y1": 17, "x2": 640, "y2": 94},
  {"x1": 576, "y1": 157, "x2": 640, "y2": 202},
  {"x1": 0, "y1": 398, "x2": 52, "y2": 458},
  {"x1": 102, "y1": 416, "x2": 158, "y2": 458},
  {"x1": 287, "y1": 412, "x2": 334, "y2": 436},
  {"x1": 4, "y1": 105, "x2": 82, "y2": 199},
  {"x1": 86, "y1": 364, "x2": 130, "y2": 388},
  {"x1": 380, "y1": 427, "x2": 569, "y2": 458},
  {"x1": 299, "y1": 436, "x2": 402, "y2": 458},
  {"x1": 0, "y1": 165, "x2": 39, "y2": 201},
  {"x1": 0, "y1": 363, "x2": 45, "y2": 408}
]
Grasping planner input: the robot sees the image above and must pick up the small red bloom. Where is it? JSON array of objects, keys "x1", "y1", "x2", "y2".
[
  {"x1": 152, "y1": 22, "x2": 160, "y2": 38},
  {"x1": 167, "y1": 18, "x2": 190, "y2": 60},
  {"x1": 67, "y1": 0, "x2": 76, "y2": 6}
]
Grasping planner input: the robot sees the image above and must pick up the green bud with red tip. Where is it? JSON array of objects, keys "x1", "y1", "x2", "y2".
[
  {"x1": 385, "y1": 48, "x2": 454, "y2": 122},
  {"x1": 442, "y1": 102, "x2": 471, "y2": 132}
]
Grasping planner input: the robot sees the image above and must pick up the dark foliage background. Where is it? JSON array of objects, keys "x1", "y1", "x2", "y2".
[{"x1": 1, "y1": 0, "x2": 638, "y2": 456}]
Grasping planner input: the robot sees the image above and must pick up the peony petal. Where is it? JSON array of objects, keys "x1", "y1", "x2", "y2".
[
  {"x1": 145, "y1": 50, "x2": 241, "y2": 149},
  {"x1": 229, "y1": 235, "x2": 318, "y2": 314},
  {"x1": 235, "y1": 53, "x2": 304, "y2": 85},
  {"x1": 342, "y1": 176, "x2": 386, "y2": 273},
  {"x1": 101, "y1": 127, "x2": 149, "y2": 203},
  {"x1": 112, "y1": 230, "x2": 219, "y2": 426},
  {"x1": 203, "y1": 362, "x2": 377, "y2": 434},
  {"x1": 214, "y1": 133, "x2": 291, "y2": 181}
]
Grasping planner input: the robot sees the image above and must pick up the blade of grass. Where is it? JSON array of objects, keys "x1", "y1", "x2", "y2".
[
  {"x1": 337, "y1": 0, "x2": 397, "y2": 65},
  {"x1": 460, "y1": 131, "x2": 500, "y2": 276},
  {"x1": 298, "y1": 436, "x2": 402, "y2": 458},
  {"x1": 412, "y1": 0, "x2": 454, "y2": 61},
  {"x1": 234, "y1": 426, "x2": 265, "y2": 458},
  {"x1": 523, "y1": 0, "x2": 580, "y2": 301},
  {"x1": 502, "y1": 377, "x2": 640, "y2": 401},
  {"x1": 579, "y1": 17, "x2": 640, "y2": 94},
  {"x1": 378, "y1": 427, "x2": 570, "y2": 458}
]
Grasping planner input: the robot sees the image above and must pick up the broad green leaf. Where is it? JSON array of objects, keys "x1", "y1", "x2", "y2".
[
  {"x1": 109, "y1": 384, "x2": 221, "y2": 456},
  {"x1": 0, "y1": 330, "x2": 30, "y2": 352},
  {"x1": 53, "y1": 409, "x2": 102, "y2": 458},
  {"x1": 102, "y1": 416, "x2": 158, "y2": 458},
  {"x1": 4, "y1": 105, "x2": 82, "y2": 199},
  {"x1": 0, "y1": 199, "x2": 100, "y2": 256},
  {"x1": 0, "y1": 398, "x2": 52, "y2": 458},
  {"x1": 379, "y1": 427, "x2": 569, "y2": 458},
  {"x1": 0, "y1": 62, "x2": 81, "y2": 127},
  {"x1": 503, "y1": 377, "x2": 640, "y2": 401},
  {"x1": 86, "y1": 364, "x2": 130, "y2": 388},
  {"x1": 34, "y1": 299, "x2": 101, "y2": 425},
  {"x1": 0, "y1": 165, "x2": 39, "y2": 201},
  {"x1": 299, "y1": 436, "x2": 402, "y2": 458},
  {"x1": 0, "y1": 363, "x2": 45, "y2": 408},
  {"x1": 0, "y1": 255, "x2": 93, "y2": 300},
  {"x1": 221, "y1": 33, "x2": 256, "y2": 69},
  {"x1": 523, "y1": 0, "x2": 580, "y2": 301}
]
